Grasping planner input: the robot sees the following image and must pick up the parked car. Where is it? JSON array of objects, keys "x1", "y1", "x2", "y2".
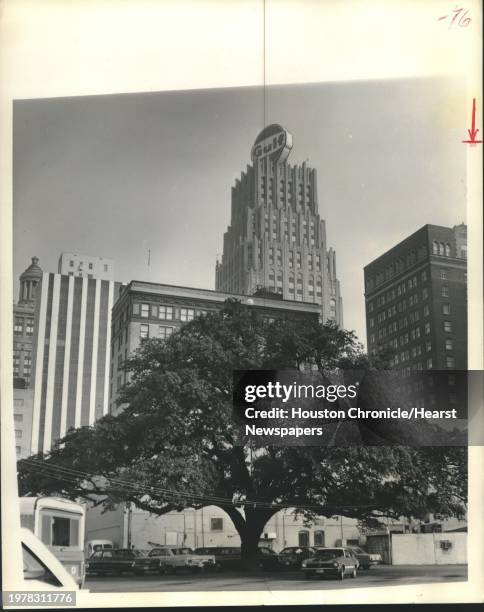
[
  {"x1": 193, "y1": 546, "x2": 279, "y2": 571},
  {"x1": 278, "y1": 546, "x2": 316, "y2": 569},
  {"x1": 256, "y1": 546, "x2": 280, "y2": 570},
  {"x1": 301, "y1": 547, "x2": 358, "y2": 580},
  {"x1": 86, "y1": 548, "x2": 159, "y2": 576},
  {"x1": 21, "y1": 527, "x2": 80, "y2": 591},
  {"x1": 346, "y1": 546, "x2": 379, "y2": 569},
  {"x1": 148, "y1": 547, "x2": 218, "y2": 573},
  {"x1": 194, "y1": 547, "x2": 241, "y2": 570}
]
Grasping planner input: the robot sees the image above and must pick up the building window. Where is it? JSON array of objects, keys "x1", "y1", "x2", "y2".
[
  {"x1": 15, "y1": 429, "x2": 22, "y2": 439},
  {"x1": 159, "y1": 326, "x2": 173, "y2": 339},
  {"x1": 421, "y1": 270, "x2": 427, "y2": 282},
  {"x1": 423, "y1": 305, "x2": 430, "y2": 317},
  {"x1": 425, "y1": 322, "x2": 431, "y2": 335},
  {"x1": 426, "y1": 358, "x2": 433, "y2": 369},
  {"x1": 443, "y1": 321, "x2": 452, "y2": 333},
  {"x1": 445, "y1": 339, "x2": 453, "y2": 351},
  {"x1": 158, "y1": 306, "x2": 173, "y2": 320},
  {"x1": 140, "y1": 324, "x2": 149, "y2": 339},
  {"x1": 13, "y1": 398, "x2": 24, "y2": 407},
  {"x1": 440, "y1": 270, "x2": 448, "y2": 280},
  {"x1": 298, "y1": 530, "x2": 310, "y2": 547},
  {"x1": 69, "y1": 260, "x2": 74, "y2": 266},
  {"x1": 314, "y1": 531, "x2": 325, "y2": 547},
  {"x1": 140, "y1": 303, "x2": 150, "y2": 318},
  {"x1": 210, "y1": 518, "x2": 223, "y2": 531},
  {"x1": 441, "y1": 286, "x2": 449, "y2": 297},
  {"x1": 26, "y1": 319, "x2": 34, "y2": 335},
  {"x1": 442, "y1": 304, "x2": 451, "y2": 315},
  {"x1": 14, "y1": 318, "x2": 23, "y2": 334},
  {"x1": 14, "y1": 414, "x2": 23, "y2": 422},
  {"x1": 104, "y1": 264, "x2": 108, "y2": 272},
  {"x1": 422, "y1": 288, "x2": 428, "y2": 300},
  {"x1": 446, "y1": 356, "x2": 455, "y2": 368},
  {"x1": 180, "y1": 308, "x2": 195, "y2": 322},
  {"x1": 88, "y1": 262, "x2": 93, "y2": 270}
]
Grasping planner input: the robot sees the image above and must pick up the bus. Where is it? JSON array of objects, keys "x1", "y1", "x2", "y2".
[{"x1": 19, "y1": 497, "x2": 86, "y2": 587}]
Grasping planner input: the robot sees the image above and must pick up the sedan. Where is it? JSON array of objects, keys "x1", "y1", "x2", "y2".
[
  {"x1": 86, "y1": 549, "x2": 159, "y2": 576},
  {"x1": 346, "y1": 546, "x2": 374, "y2": 570},
  {"x1": 278, "y1": 547, "x2": 316, "y2": 569},
  {"x1": 301, "y1": 547, "x2": 358, "y2": 580}
]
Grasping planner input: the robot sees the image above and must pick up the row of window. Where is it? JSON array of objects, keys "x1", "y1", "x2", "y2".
[
  {"x1": 134, "y1": 303, "x2": 208, "y2": 322},
  {"x1": 13, "y1": 317, "x2": 34, "y2": 335},
  {"x1": 68, "y1": 260, "x2": 109, "y2": 272},
  {"x1": 140, "y1": 325, "x2": 175, "y2": 340},
  {"x1": 371, "y1": 319, "x2": 455, "y2": 345},
  {"x1": 390, "y1": 352, "x2": 455, "y2": 368}
]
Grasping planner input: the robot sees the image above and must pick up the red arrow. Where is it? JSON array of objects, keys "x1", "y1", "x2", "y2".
[{"x1": 462, "y1": 98, "x2": 482, "y2": 144}]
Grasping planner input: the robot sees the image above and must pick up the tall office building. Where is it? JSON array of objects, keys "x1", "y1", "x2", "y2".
[
  {"x1": 364, "y1": 224, "x2": 467, "y2": 372},
  {"x1": 12, "y1": 256, "x2": 42, "y2": 457},
  {"x1": 30, "y1": 264, "x2": 122, "y2": 454},
  {"x1": 215, "y1": 124, "x2": 343, "y2": 325},
  {"x1": 58, "y1": 252, "x2": 114, "y2": 281}
]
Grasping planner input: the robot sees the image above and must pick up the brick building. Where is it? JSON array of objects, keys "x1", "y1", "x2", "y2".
[
  {"x1": 109, "y1": 281, "x2": 320, "y2": 414},
  {"x1": 364, "y1": 224, "x2": 467, "y2": 372}
]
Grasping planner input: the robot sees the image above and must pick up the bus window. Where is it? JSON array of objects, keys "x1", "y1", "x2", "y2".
[{"x1": 52, "y1": 517, "x2": 70, "y2": 546}]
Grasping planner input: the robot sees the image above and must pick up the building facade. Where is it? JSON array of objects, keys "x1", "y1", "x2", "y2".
[
  {"x1": 364, "y1": 224, "x2": 467, "y2": 373},
  {"x1": 85, "y1": 502, "x2": 364, "y2": 552},
  {"x1": 109, "y1": 280, "x2": 320, "y2": 414},
  {"x1": 30, "y1": 270, "x2": 122, "y2": 454},
  {"x1": 13, "y1": 257, "x2": 42, "y2": 388},
  {"x1": 13, "y1": 257, "x2": 43, "y2": 458},
  {"x1": 215, "y1": 124, "x2": 343, "y2": 326},
  {"x1": 58, "y1": 252, "x2": 114, "y2": 281}
]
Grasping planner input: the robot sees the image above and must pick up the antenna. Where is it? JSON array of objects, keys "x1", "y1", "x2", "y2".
[{"x1": 147, "y1": 249, "x2": 151, "y2": 282}]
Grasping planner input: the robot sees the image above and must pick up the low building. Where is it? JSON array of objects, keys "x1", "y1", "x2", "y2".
[
  {"x1": 85, "y1": 503, "x2": 363, "y2": 552},
  {"x1": 109, "y1": 281, "x2": 321, "y2": 414}
]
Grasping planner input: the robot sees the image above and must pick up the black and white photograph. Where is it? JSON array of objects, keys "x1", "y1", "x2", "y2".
[{"x1": 1, "y1": 0, "x2": 482, "y2": 608}]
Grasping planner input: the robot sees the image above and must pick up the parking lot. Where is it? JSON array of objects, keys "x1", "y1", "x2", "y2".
[{"x1": 85, "y1": 564, "x2": 467, "y2": 592}]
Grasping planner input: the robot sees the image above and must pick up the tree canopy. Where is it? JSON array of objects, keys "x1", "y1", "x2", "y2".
[{"x1": 18, "y1": 300, "x2": 467, "y2": 563}]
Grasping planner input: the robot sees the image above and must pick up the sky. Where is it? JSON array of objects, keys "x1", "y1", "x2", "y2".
[{"x1": 13, "y1": 77, "x2": 466, "y2": 346}]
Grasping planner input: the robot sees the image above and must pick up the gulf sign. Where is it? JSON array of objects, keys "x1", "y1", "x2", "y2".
[{"x1": 251, "y1": 124, "x2": 293, "y2": 164}]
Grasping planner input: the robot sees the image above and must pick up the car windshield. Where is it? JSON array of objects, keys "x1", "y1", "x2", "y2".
[
  {"x1": 315, "y1": 548, "x2": 343, "y2": 558},
  {"x1": 171, "y1": 548, "x2": 192, "y2": 555},
  {"x1": 280, "y1": 548, "x2": 303, "y2": 554},
  {"x1": 351, "y1": 547, "x2": 365, "y2": 554}
]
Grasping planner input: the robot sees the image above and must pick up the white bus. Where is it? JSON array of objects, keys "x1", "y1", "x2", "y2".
[{"x1": 19, "y1": 497, "x2": 86, "y2": 587}]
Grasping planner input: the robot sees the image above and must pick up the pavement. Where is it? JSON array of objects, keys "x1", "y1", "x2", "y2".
[{"x1": 85, "y1": 564, "x2": 467, "y2": 592}]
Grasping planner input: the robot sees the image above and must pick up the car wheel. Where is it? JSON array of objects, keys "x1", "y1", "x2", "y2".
[
  {"x1": 351, "y1": 567, "x2": 357, "y2": 579},
  {"x1": 339, "y1": 566, "x2": 345, "y2": 580}
]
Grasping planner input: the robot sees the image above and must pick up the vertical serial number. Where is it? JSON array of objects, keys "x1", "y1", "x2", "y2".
[{"x1": 3, "y1": 591, "x2": 76, "y2": 607}]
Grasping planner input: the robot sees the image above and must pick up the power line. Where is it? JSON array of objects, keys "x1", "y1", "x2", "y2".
[{"x1": 19, "y1": 457, "x2": 380, "y2": 512}]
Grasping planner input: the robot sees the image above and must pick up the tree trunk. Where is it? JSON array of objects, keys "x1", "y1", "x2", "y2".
[{"x1": 220, "y1": 505, "x2": 278, "y2": 571}]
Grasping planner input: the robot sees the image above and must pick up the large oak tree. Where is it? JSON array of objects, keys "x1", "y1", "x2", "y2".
[{"x1": 18, "y1": 300, "x2": 466, "y2": 566}]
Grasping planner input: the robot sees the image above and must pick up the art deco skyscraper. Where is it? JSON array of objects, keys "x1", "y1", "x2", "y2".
[{"x1": 215, "y1": 124, "x2": 343, "y2": 325}]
